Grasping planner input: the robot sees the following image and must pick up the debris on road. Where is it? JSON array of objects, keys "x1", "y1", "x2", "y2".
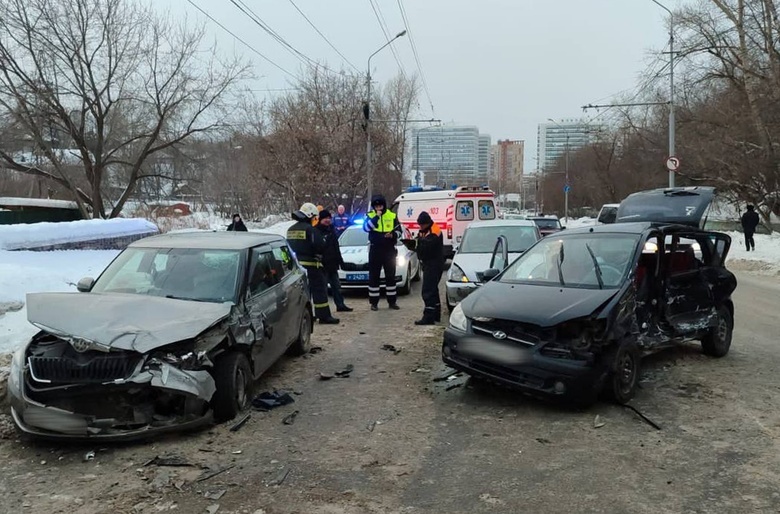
[
  {"x1": 205, "y1": 489, "x2": 227, "y2": 500},
  {"x1": 319, "y1": 372, "x2": 334, "y2": 380},
  {"x1": 206, "y1": 505, "x2": 220, "y2": 514},
  {"x1": 83, "y1": 450, "x2": 95, "y2": 462},
  {"x1": 335, "y1": 364, "x2": 354, "y2": 377},
  {"x1": 282, "y1": 410, "x2": 299, "y2": 425},
  {"x1": 433, "y1": 369, "x2": 460, "y2": 382},
  {"x1": 413, "y1": 367, "x2": 431, "y2": 373},
  {"x1": 231, "y1": 450, "x2": 242, "y2": 455},
  {"x1": 309, "y1": 346, "x2": 323, "y2": 354},
  {"x1": 230, "y1": 413, "x2": 251, "y2": 432},
  {"x1": 445, "y1": 383, "x2": 462, "y2": 392},
  {"x1": 536, "y1": 438, "x2": 552, "y2": 444},
  {"x1": 251, "y1": 391, "x2": 295, "y2": 411},
  {"x1": 381, "y1": 344, "x2": 402, "y2": 354},
  {"x1": 593, "y1": 415, "x2": 606, "y2": 429},
  {"x1": 144, "y1": 455, "x2": 193, "y2": 467},
  {"x1": 623, "y1": 404, "x2": 662, "y2": 431},
  {"x1": 267, "y1": 467, "x2": 290, "y2": 487},
  {"x1": 196, "y1": 465, "x2": 235, "y2": 483},
  {"x1": 367, "y1": 420, "x2": 377, "y2": 432}
]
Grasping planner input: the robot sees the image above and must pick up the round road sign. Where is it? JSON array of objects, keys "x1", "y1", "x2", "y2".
[{"x1": 666, "y1": 156, "x2": 680, "y2": 171}]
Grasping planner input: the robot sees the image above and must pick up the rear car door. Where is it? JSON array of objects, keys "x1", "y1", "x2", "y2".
[
  {"x1": 662, "y1": 233, "x2": 715, "y2": 333},
  {"x1": 245, "y1": 246, "x2": 286, "y2": 376},
  {"x1": 272, "y1": 244, "x2": 305, "y2": 346}
]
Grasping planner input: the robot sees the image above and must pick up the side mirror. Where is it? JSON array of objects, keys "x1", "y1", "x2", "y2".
[
  {"x1": 482, "y1": 268, "x2": 500, "y2": 281},
  {"x1": 76, "y1": 277, "x2": 95, "y2": 292},
  {"x1": 560, "y1": 226, "x2": 566, "y2": 230}
]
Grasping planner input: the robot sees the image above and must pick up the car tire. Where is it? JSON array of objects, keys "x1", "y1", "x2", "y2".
[
  {"x1": 212, "y1": 351, "x2": 252, "y2": 422},
  {"x1": 398, "y1": 266, "x2": 411, "y2": 295},
  {"x1": 602, "y1": 340, "x2": 641, "y2": 405},
  {"x1": 701, "y1": 305, "x2": 733, "y2": 358},
  {"x1": 286, "y1": 307, "x2": 313, "y2": 357}
]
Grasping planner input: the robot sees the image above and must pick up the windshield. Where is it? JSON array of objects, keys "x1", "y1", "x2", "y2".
[
  {"x1": 339, "y1": 228, "x2": 369, "y2": 246},
  {"x1": 459, "y1": 225, "x2": 538, "y2": 253},
  {"x1": 532, "y1": 218, "x2": 561, "y2": 230},
  {"x1": 498, "y1": 234, "x2": 639, "y2": 289},
  {"x1": 91, "y1": 247, "x2": 242, "y2": 303}
]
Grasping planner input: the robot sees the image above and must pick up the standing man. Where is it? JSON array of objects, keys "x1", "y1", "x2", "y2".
[
  {"x1": 413, "y1": 211, "x2": 444, "y2": 325},
  {"x1": 741, "y1": 204, "x2": 760, "y2": 251},
  {"x1": 333, "y1": 204, "x2": 351, "y2": 235},
  {"x1": 363, "y1": 194, "x2": 403, "y2": 311},
  {"x1": 227, "y1": 214, "x2": 248, "y2": 231},
  {"x1": 287, "y1": 203, "x2": 340, "y2": 324},
  {"x1": 316, "y1": 209, "x2": 353, "y2": 312}
]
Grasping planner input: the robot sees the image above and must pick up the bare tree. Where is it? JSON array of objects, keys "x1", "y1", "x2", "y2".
[{"x1": 0, "y1": 0, "x2": 250, "y2": 218}]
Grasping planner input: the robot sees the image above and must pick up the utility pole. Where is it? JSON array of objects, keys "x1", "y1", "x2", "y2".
[
  {"x1": 564, "y1": 133, "x2": 569, "y2": 224},
  {"x1": 365, "y1": 30, "x2": 406, "y2": 209}
]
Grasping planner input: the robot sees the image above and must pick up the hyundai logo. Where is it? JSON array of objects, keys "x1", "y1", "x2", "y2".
[{"x1": 492, "y1": 331, "x2": 507, "y2": 340}]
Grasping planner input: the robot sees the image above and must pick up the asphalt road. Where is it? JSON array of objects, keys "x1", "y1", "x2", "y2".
[{"x1": 0, "y1": 271, "x2": 779, "y2": 514}]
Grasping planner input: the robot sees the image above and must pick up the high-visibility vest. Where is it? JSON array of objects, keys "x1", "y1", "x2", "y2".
[{"x1": 365, "y1": 210, "x2": 398, "y2": 233}]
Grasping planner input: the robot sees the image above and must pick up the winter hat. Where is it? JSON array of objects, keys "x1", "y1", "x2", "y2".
[
  {"x1": 371, "y1": 194, "x2": 387, "y2": 208},
  {"x1": 417, "y1": 211, "x2": 433, "y2": 225},
  {"x1": 319, "y1": 209, "x2": 332, "y2": 220}
]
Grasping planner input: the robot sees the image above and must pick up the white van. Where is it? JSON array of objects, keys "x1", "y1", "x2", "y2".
[
  {"x1": 597, "y1": 203, "x2": 620, "y2": 224},
  {"x1": 392, "y1": 186, "x2": 497, "y2": 257}
]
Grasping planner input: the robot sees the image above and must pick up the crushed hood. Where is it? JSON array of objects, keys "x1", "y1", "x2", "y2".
[
  {"x1": 461, "y1": 281, "x2": 617, "y2": 327},
  {"x1": 26, "y1": 292, "x2": 232, "y2": 353}
]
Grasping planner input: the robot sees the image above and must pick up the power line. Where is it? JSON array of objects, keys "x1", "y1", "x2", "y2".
[
  {"x1": 287, "y1": 0, "x2": 358, "y2": 71},
  {"x1": 397, "y1": 0, "x2": 434, "y2": 115},
  {"x1": 229, "y1": 0, "x2": 337, "y2": 74},
  {"x1": 186, "y1": 0, "x2": 297, "y2": 78},
  {"x1": 367, "y1": 0, "x2": 408, "y2": 78}
]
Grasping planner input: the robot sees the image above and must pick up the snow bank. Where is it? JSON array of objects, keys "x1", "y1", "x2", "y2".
[
  {"x1": 0, "y1": 197, "x2": 77, "y2": 209},
  {"x1": 0, "y1": 218, "x2": 158, "y2": 250}
]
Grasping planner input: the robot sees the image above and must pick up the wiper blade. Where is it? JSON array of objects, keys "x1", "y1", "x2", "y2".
[
  {"x1": 556, "y1": 243, "x2": 565, "y2": 286},
  {"x1": 165, "y1": 294, "x2": 209, "y2": 303},
  {"x1": 585, "y1": 243, "x2": 604, "y2": 289}
]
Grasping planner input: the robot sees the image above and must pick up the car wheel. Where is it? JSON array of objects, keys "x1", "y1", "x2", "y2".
[
  {"x1": 398, "y1": 266, "x2": 411, "y2": 295},
  {"x1": 286, "y1": 307, "x2": 313, "y2": 356},
  {"x1": 212, "y1": 351, "x2": 253, "y2": 422},
  {"x1": 701, "y1": 305, "x2": 733, "y2": 358},
  {"x1": 603, "y1": 340, "x2": 640, "y2": 405}
]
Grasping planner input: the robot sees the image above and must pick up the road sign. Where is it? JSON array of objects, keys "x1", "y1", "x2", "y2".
[
  {"x1": 666, "y1": 156, "x2": 680, "y2": 171},
  {"x1": 563, "y1": 185, "x2": 571, "y2": 193}
]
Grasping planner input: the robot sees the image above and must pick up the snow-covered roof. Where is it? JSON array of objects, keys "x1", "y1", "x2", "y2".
[
  {"x1": 0, "y1": 197, "x2": 78, "y2": 209},
  {"x1": 0, "y1": 218, "x2": 158, "y2": 250}
]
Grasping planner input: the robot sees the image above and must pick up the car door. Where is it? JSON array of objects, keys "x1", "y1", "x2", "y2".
[
  {"x1": 245, "y1": 246, "x2": 286, "y2": 377},
  {"x1": 662, "y1": 233, "x2": 715, "y2": 333},
  {"x1": 272, "y1": 244, "x2": 304, "y2": 346}
]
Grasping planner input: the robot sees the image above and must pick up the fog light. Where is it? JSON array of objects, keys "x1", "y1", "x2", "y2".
[
  {"x1": 443, "y1": 346, "x2": 452, "y2": 357},
  {"x1": 553, "y1": 381, "x2": 566, "y2": 394}
]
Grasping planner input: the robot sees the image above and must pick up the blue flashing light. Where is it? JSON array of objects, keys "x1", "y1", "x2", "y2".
[{"x1": 353, "y1": 218, "x2": 365, "y2": 225}]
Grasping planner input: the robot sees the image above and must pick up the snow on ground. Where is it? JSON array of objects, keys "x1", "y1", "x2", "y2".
[
  {"x1": 0, "y1": 250, "x2": 119, "y2": 353},
  {"x1": 0, "y1": 218, "x2": 157, "y2": 250}
]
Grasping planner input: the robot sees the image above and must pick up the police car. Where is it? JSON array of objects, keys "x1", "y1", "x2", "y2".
[{"x1": 337, "y1": 224, "x2": 420, "y2": 294}]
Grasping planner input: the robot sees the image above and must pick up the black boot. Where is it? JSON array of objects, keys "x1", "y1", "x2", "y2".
[
  {"x1": 370, "y1": 304, "x2": 379, "y2": 311},
  {"x1": 415, "y1": 317, "x2": 435, "y2": 325},
  {"x1": 389, "y1": 303, "x2": 400, "y2": 310},
  {"x1": 336, "y1": 305, "x2": 354, "y2": 312},
  {"x1": 319, "y1": 317, "x2": 340, "y2": 324}
]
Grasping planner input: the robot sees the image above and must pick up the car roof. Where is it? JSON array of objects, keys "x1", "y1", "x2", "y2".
[
  {"x1": 467, "y1": 219, "x2": 537, "y2": 228},
  {"x1": 528, "y1": 215, "x2": 559, "y2": 220},
  {"x1": 130, "y1": 231, "x2": 284, "y2": 250}
]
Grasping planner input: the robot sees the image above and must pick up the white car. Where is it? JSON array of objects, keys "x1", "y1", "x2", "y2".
[
  {"x1": 446, "y1": 219, "x2": 540, "y2": 311},
  {"x1": 337, "y1": 225, "x2": 420, "y2": 295}
]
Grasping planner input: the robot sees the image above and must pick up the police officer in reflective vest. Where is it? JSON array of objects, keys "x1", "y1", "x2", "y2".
[
  {"x1": 287, "y1": 203, "x2": 340, "y2": 324},
  {"x1": 363, "y1": 194, "x2": 403, "y2": 311},
  {"x1": 413, "y1": 211, "x2": 444, "y2": 325}
]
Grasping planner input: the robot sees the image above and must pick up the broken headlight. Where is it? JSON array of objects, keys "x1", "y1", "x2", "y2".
[
  {"x1": 541, "y1": 319, "x2": 607, "y2": 359},
  {"x1": 154, "y1": 341, "x2": 213, "y2": 370}
]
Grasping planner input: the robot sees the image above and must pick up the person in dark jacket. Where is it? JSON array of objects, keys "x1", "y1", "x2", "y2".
[
  {"x1": 333, "y1": 204, "x2": 351, "y2": 235},
  {"x1": 363, "y1": 194, "x2": 403, "y2": 311},
  {"x1": 286, "y1": 203, "x2": 339, "y2": 324},
  {"x1": 316, "y1": 209, "x2": 352, "y2": 312},
  {"x1": 741, "y1": 204, "x2": 760, "y2": 251},
  {"x1": 413, "y1": 211, "x2": 444, "y2": 325},
  {"x1": 227, "y1": 214, "x2": 248, "y2": 232}
]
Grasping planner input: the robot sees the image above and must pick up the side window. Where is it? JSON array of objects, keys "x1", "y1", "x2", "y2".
[
  {"x1": 456, "y1": 200, "x2": 474, "y2": 221},
  {"x1": 249, "y1": 249, "x2": 279, "y2": 297},
  {"x1": 273, "y1": 246, "x2": 295, "y2": 272},
  {"x1": 478, "y1": 200, "x2": 496, "y2": 220}
]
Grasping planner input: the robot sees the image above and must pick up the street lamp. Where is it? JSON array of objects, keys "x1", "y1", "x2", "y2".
[
  {"x1": 650, "y1": 0, "x2": 675, "y2": 188},
  {"x1": 547, "y1": 118, "x2": 570, "y2": 224},
  {"x1": 365, "y1": 30, "x2": 406, "y2": 208}
]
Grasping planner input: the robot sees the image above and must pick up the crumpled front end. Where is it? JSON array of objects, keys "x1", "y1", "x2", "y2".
[{"x1": 9, "y1": 331, "x2": 219, "y2": 441}]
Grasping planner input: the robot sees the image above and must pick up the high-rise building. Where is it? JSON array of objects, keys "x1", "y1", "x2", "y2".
[
  {"x1": 536, "y1": 119, "x2": 596, "y2": 172},
  {"x1": 490, "y1": 140, "x2": 524, "y2": 192},
  {"x1": 411, "y1": 125, "x2": 491, "y2": 187}
]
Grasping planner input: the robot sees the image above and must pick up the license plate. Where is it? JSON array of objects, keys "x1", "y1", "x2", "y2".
[
  {"x1": 458, "y1": 337, "x2": 531, "y2": 365},
  {"x1": 346, "y1": 273, "x2": 369, "y2": 281}
]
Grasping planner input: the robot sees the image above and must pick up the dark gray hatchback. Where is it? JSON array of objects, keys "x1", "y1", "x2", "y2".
[{"x1": 443, "y1": 187, "x2": 736, "y2": 405}]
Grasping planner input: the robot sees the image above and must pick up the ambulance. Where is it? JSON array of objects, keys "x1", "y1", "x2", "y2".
[{"x1": 392, "y1": 186, "x2": 497, "y2": 257}]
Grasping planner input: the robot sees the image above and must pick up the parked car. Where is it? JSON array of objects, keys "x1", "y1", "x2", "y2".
[
  {"x1": 597, "y1": 203, "x2": 620, "y2": 224},
  {"x1": 529, "y1": 215, "x2": 564, "y2": 237},
  {"x1": 337, "y1": 224, "x2": 420, "y2": 294},
  {"x1": 446, "y1": 220, "x2": 540, "y2": 311},
  {"x1": 9, "y1": 232, "x2": 313, "y2": 440},
  {"x1": 443, "y1": 186, "x2": 735, "y2": 406}
]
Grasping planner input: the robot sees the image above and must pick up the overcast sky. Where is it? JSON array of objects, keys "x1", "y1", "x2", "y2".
[{"x1": 173, "y1": 0, "x2": 685, "y2": 171}]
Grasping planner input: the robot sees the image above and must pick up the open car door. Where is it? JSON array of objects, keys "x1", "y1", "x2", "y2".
[{"x1": 477, "y1": 235, "x2": 509, "y2": 282}]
